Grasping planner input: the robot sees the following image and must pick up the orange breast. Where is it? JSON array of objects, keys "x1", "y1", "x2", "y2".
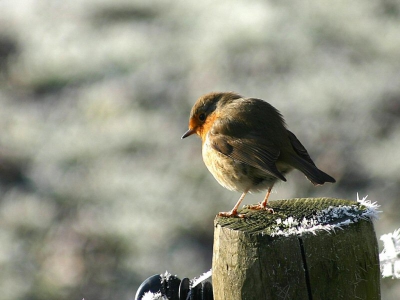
[{"x1": 199, "y1": 111, "x2": 219, "y2": 142}]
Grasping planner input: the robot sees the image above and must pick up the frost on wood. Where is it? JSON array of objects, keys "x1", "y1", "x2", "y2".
[
  {"x1": 271, "y1": 194, "x2": 380, "y2": 237},
  {"x1": 380, "y1": 228, "x2": 400, "y2": 279}
]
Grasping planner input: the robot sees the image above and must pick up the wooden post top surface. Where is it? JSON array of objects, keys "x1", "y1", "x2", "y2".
[
  {"x1": 212, "y1": 197, "x2": 381, "y2": 300},
  {"x1": 214, "y1": 197, "x2": 378, "y2": 236}
]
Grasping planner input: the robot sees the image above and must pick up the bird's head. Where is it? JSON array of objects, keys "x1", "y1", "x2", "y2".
[{"x1": 181, "y1": 92, "x2": 241, "y2": 140}]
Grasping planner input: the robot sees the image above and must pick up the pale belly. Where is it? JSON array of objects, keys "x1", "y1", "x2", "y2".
[{"x1": 202, "y1": 136, "x2": 284, "y2": 193}]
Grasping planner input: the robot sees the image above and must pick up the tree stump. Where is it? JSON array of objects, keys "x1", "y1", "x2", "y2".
[{"x1": 212, "y1": 198, "x2": 380, "y2": 300}]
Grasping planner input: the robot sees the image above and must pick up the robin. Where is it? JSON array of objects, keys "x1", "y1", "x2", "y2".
[{"x1": 182, "y1": 92, "x2": 336, "y2": 217}]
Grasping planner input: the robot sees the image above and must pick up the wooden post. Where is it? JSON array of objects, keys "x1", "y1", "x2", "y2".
[{"x1": 212, "y1": 198, "x2": 381, "y2": 300}]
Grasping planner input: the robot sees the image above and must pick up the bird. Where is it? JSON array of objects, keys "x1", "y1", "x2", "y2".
[{"x1": 182, "y1": 92, "x2": 336, "y2": 218}]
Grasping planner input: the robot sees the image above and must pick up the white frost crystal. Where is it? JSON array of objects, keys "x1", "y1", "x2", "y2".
[
  {"x1": 271, "y1": 194, "x2": 380, "y2": 237},
  {"x1": 380, "y1": 228, "x2": 400, "y2": 279}
]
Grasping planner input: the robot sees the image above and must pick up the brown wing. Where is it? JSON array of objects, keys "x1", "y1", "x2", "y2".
[{"x1": 209, "y1": 132, "x2": 287, "y2": 182}]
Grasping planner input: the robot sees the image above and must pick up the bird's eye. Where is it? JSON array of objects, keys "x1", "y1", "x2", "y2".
[{"x1": 199, "y1": 113, "x2": 206, "y2": 121}]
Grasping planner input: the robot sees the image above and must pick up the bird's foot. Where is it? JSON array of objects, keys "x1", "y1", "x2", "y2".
[
  {"x1": 217, "y1": 209, "x2": 246, "y2": 218},
  {"x1": 246, "y1": 203, "x2": 274, "y2": 214}
]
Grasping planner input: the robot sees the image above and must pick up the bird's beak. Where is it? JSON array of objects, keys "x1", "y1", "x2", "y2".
[{"x1": 181, "y1": 128, "x2": 196, "y2": 139}]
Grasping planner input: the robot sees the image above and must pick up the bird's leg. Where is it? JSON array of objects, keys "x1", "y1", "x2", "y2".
[
  {"x1": 247, "y1": 187, "x2": 274, "y2": 213},
  {"x1": 218, "y1": 190, "x2": 249, "y2": 218},
  {"x1": 260, "y1": 187, "x2": 272, "y2": 208}
]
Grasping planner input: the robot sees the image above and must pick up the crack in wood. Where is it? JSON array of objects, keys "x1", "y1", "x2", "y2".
[{"x1": 299, "y1": 237, "x2": 313, "y2": 300}]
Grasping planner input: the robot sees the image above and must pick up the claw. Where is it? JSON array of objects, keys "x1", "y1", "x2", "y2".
[
  {"x1": 218, "y1": 210, "x2": 246, "y2": 218},
  {"x1": 247, "y1": 204, "x2": 274, "y2": 214}
]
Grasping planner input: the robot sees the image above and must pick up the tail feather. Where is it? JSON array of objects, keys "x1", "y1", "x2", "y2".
[
  {"x1": 286, "y1": 130, "x2": 335, "y2": 185},
  {"x1": 289, "y1": 153, "x2": 336, "y2": 186}
]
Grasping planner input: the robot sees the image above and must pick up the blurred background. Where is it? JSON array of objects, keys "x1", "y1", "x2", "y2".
[{"x1": 0, "y1": 0, "x2": 399, "y2": 299}]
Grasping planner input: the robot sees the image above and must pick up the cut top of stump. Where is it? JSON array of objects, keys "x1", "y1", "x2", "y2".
[{"x1": 215, "y1": 197, "x2": 379, "y2": 237}]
